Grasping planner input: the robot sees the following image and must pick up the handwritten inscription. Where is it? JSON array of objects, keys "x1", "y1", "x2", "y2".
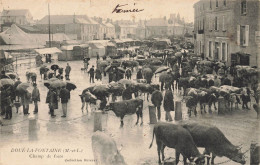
[{"x1": 112, "y1": 3, "x2": 144, "y2": 13}]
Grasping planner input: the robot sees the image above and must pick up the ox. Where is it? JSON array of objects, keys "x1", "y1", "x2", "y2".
[
  {"x1": 92, "y1": 131, "x2": 126, "y2": 165},
  {"x1": 106, "y1": 98, "x2": 143, "y2": 127},
  {"x1": 149, "y1": 122, "x2": 206, "y2": 165},
  {"x1": 181, "y1": 122, "x2": 246, "y2": 165}
]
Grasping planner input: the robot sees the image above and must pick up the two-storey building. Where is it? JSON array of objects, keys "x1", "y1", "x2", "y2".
[{"x1": 194, "y1": 0, "x2": 259, "y2": 66}]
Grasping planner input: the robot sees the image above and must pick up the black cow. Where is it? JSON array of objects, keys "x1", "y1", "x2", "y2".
[
  {"x1": 106, "y1": 98, "x2": 143, "y2": 127},
  {"x1": 149, "y1": 122, "x2": 206, "y2": 165},
  {"x1": 181, "y1": 122, "x2": 246, "y2": 165}
]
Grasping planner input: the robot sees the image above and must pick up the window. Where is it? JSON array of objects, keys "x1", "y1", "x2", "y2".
[
  {"x1": 222, "y1": 43, "x2": 226, "y2": 61},
  {"x1": 223, "y1": 0, "x2": 226, "y2": 6},
  {"x1": 208, "y1": 17, "x2": 213, "y2": 31},
  {"x1": 241, "y1": 0, "x2": 247, "y2": 15},
  {"x1": 238, "y1": 25, "x2": 249, "y2": 46},
  {"x1": 210, "y1": 0, "x2": 212, "y2": 9},
  {"x1": 216, "y1": 0, "x2": 218, "y2": 7},
  {"x1": 214, "y1": 42, "x2": 219, "y2": 60},
  {"x1": 203, "y1": 18, "x2": 205, "y2": 30},
  {"x1": 209, "y1": 41, "x2": 212, "y2": 58},
  {"x1": 215, "y1": 16, "x2": 218, "y2": 31},
  {"x1": 222, "y1": 16, "x2": 226, "y2": 31}
]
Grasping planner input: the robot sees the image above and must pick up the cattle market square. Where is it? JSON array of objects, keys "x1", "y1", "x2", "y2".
[{"x1": 0, "y1": 0, "x2": 260, "y2": 165}]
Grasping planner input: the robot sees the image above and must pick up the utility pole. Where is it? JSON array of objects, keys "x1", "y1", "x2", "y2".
[{"x1": 48, "y1": 3, "x2": 51, "y2": 48}]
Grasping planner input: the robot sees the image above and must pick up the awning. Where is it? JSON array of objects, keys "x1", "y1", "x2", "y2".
[
  {"x1": 0, "y1": 45, "x2": 44, "y2": 51},
  {"x1": 34, "y1": 47, "x2": 62, "y2": 55}
]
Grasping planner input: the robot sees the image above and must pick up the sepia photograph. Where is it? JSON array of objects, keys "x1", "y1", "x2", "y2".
[{"x1": 0, "y1": 0, "x2": 259, "y2": 164}]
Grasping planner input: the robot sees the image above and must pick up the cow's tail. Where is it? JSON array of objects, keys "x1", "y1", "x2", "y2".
[{"x1": 149, "y1": 128, "x2": 155, "y2": 149}]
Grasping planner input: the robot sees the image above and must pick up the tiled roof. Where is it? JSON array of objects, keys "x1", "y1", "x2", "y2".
[
  {"x1": 37, "y1": 15, "x2": 98, "y2": 25},
  {"x1": 1, "y1": 9, "x2": 30, "y2": 16},
  {"x1": 146, "y1": 18, "x2": 168, "y2": 27}
]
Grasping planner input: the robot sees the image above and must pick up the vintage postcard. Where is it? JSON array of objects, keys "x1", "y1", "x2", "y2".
[{"x1": 0, "y1": 0, "x2": 259, "y2": 165}]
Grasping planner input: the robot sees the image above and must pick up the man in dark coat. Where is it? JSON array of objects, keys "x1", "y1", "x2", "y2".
[
  {"x1": 122, "y1": 85, "x2": 133, "y2": 100},
  {"x1": 0, "y1": 71, "x2": 9, "y2": 79},
  {"x1": 46, "y1": 88, "x2": 57, "y2": 117},
  {"x1": 88, "y1": 66, "x2": 95, "y2": 83},
  {"x1": 163, "y1": 89, "x2": 174, "y2": 121},
  {"x1": 136, "y1": 68, "x2": 143, "y2": 80},
  {"x1": 222, "y1": 75, "x2": 231, "y2": 86},
  {"x1": 151, "y1": 90, "x2": 163, "y2": 120},
  {"x1": 32, "y1": 83, "x2": 40, "y2": 114},
  {"x1": 60, "y1": 86, "x2": 69, "y2": 117},
  {"x1": 65, "y1": 63, "x2": 71, "y2": 80}
]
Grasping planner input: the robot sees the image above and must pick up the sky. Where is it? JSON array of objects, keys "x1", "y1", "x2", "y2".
[{"x1": 0, "y1": 0, "x2": 199, "y2": 22}]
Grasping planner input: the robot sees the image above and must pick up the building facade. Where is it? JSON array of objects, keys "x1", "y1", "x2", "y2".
[
  {"x1": 145, "y1": 18, "x2": 168, "y2": 38},
  {"x1": 36, "y1": 15, "x2": 99, "y2": 41},
  {"x1": 194, "y1": 0, "x2": 260, "y2": 66},
  {"x1": 0, "y1": 9, "x2": 34, "y2": 31}
]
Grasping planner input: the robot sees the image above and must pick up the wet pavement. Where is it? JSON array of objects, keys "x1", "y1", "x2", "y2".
[{"x1": 0, "y1": 58, "x2": 259, "y2": 165}]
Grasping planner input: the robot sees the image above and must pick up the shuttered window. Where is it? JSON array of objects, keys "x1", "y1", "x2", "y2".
[{"x1": 222, "y1": 16, "x2": 226, "y2": 31}]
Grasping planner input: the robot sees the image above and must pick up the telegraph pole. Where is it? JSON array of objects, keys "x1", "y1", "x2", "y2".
[{"x1": 48, "y1": 3, "x2": 51, "y2": 48}]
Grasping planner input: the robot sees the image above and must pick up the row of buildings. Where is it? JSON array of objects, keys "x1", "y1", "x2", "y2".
[
  {"x1": 0, "y1": 9, "x2": 193, "y2": 41},
  {"x1": 193, "y1": 0, "x2": 260, "y2": 66}
]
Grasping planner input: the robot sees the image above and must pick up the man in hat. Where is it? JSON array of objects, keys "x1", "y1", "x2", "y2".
[
  {"x1": 32, "y1": 83, "x2": 40, "y2": 114},
  {"x1": 65, "y1": 63, "x2": 71, "y2": 80},
  {"x1": 88, "y1": 65, "x2": 95, "y2": 83}
]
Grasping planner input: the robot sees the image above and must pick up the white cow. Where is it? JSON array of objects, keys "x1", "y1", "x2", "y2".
[{"x1": 92, "y1": 131, "x2": 126, "y2": 165}]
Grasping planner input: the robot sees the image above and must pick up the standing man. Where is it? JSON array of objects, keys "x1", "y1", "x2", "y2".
[
  {"x1": 95, "y1": 67, "x2": 102, "y2": 82},
  {"x1": 65, "y1": 63, "x2": 71, "y2": 80},
  {"x1": 151, "y1": 89, "x2": 163, "y2": 120},
  {"x1": 88, "y1": 65, "x2": 95, "y2": 83},
  {"x1": 136, "y1": 67, "x2": 143, "y2": 80},
  {"x1": 96, "y1": 52, "x2": 100, "y2": 61},
  {"x1": 60, "y1": 86, "x2": 69, "y2": 117},
  {"x1": 32, "y1": 83, "x2": 40, "y2": 114},
  {"x1": 214, "y1": 76, "x2": 221, "y2": 87},
  {"x1": 21, "y1": 90, "x2": 31, "y2": 115},
  {"x1": 46, "y1": 87, "x2": 57, "y2": 117},
  {"x1": 163, "y1": 89, "x2": 174, "y2": 122}
]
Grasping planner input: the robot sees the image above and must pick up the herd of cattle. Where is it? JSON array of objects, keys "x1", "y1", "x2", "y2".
[{"x1": 92, "y1": 122, "x2": 246, "y2": 165}]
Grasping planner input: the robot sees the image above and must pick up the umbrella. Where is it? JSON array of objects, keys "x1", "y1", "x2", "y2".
[
  {"x1": 44, "y1": 81, "x2": 51, "y2": 88},
  {"x1": 105, "y1": 65, "x2": 112, "y2": 72},
  {"x1": 99, "y1": 61, "x2": 110, "y2": 68},
  {"x1": 50, "y1": 80, "x2": 66, "y2": 88},
  {"x1": 93, "y1": 84, "x2": 110, "y2": 96},
  {"x1": 175, "y1": 52, "x2": 182, "y2": 57},
  {"x1": 6, "y1": 73, "x2": 17, "y2": 79},
  {"x1": 51, "y1": 64, "x2": 59, "y2": 70},
  {"x1": 40, "y1": 66, "x2": 49, "y2": 74},
  {"x1": 159, "y1": 72, "x2": 173, "y2": 82},
  {"x1": 155, "y1": 66, "x2": 170, "y2": 74},
  {"x1": 0, "y1": 78, "x2": 14, "y2": 86},
  {"x1": 66, "y1": 82, "x2": 77, "y2": 90},
  {"x1": 48, "y1": 77, "x2": 59, "y2": 82},
  {"x1": 216, "y1": 62, "x2": 225, "y2": 67},
  {"x1": 30, "y1": 72, "x2": 37, "y2": 77},
  {"x1": 17, "y1": 82, "x2": 30, "y2": 93},
  {"x1": 117, "y1": 67, "x2": 125, "y2": 73},
  {"x1": 82, "y1": 85, "x2": 96, "y2": 94},
  {"x1": 109, "y1": 82, "x2": 125, "y2": 95},
  {"x1": 118, "y1": 79, "x2": 136, "y2": 85},
  {"x1": 137, "y1": 55, "x2": 145, "y2": 59}
]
